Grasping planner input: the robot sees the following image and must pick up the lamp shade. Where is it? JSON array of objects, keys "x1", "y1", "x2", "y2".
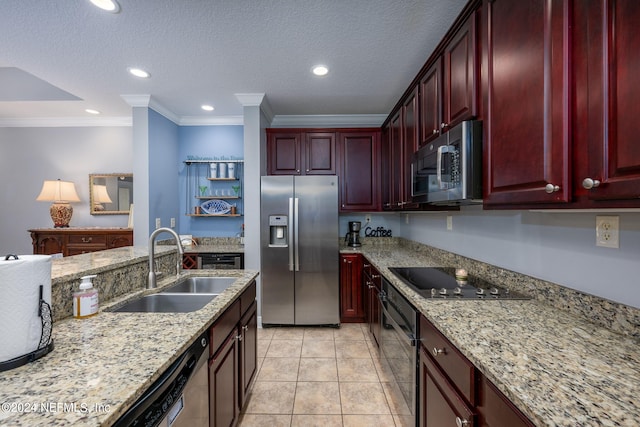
[
  {"x1": 92, "y1": 185, "x2": 113, "y2": 204},
  {"x1": 36, "y1": 180, "x2": 81, "y2": 203}
]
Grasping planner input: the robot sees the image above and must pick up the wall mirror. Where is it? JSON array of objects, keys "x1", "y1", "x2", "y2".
[{"x1": 89, "y1": 173, "x2": 133, "y2": 215}]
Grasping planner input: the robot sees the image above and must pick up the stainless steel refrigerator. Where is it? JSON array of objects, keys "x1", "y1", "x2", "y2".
[{"x1": 260, "y1": 175, "x2": 339, "y2": 326}]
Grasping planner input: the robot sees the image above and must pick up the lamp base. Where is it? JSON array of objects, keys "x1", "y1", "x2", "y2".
[{"x1": 50, "y1": 202, "x2": 73, "y2": 228}]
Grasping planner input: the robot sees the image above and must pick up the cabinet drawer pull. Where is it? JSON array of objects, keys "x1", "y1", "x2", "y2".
[
  {"x1": 432, "y1": 347, "x2": 446, "y2": 356},
  {"x1": 544, "y1": 183, "x2": 560, "y2": 193},
  {"x1": 81, "y1": 237, "x2": 93, "y2": 243},
  {"x1": 582, "y1": 178, "x2": 601, "y2": 189},
  {"x1": 455, "y1": 416, "x2": 469, "y2": 427}
]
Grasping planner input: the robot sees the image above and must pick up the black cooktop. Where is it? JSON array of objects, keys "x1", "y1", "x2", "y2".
[{"x1": 388, "y1": 267, "x2": 529, "y2": 300}]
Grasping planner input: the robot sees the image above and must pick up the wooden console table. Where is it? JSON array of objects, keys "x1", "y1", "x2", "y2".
[{"x1": 29, "y1": 228, "x2": 133, "y2": 256}]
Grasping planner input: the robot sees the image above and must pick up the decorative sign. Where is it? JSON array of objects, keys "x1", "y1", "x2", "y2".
[{"x1": 364, "y1": 226, "x2": 392, "y2": 237}]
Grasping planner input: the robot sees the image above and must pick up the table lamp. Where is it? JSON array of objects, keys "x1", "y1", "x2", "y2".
[{"x1": 36, "y1": 179, "x2": 81, "y2": 227}]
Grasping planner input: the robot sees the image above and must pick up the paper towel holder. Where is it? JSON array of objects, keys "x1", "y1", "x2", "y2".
[{"x1": 0, "y1": 255, "x2": 55, "y2": 372}]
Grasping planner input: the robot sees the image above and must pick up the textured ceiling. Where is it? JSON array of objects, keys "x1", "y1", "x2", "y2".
[{"x1": 0, "y1": 0, "x2": 468, "y2": 123}]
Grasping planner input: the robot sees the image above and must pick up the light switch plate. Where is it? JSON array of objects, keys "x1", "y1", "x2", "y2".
[
  {"x1": 155, "y1": 218, "x2": 161, "y2": 229},
  {"x1": 596, "y1": 215, "x2": 619, "y2": 248},
  {"x1": 446, "y1": 215, "x2": 453, "y2": 231}
]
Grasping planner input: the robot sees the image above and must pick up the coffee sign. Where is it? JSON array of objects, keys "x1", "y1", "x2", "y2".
[{"x1": 364, "y1": 226, "x2": 392, "y2": 237}]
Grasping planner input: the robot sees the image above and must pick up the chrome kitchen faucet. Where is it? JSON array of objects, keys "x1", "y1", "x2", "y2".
[{"x1": 148, "y1": 227, "x2": 184, "y2": 289}]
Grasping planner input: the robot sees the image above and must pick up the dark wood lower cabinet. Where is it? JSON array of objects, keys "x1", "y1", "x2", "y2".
[
  {"x1": 477, "y1": 376, "x2": 534, "y2": 427},
  {"x1": 209, "y1": 282, "x2": 257, "y2": 427},
  {"x1": 239, "y1": 301, "x2": 257, "y2": 410},
  {"x1": 340, "y1": 254, "x2": 365, "y2": 322},
  {"x1": 209, "y1": 329, "x2": 239, "y2": 427},
  {"x1": 420, "y1": 346, "x2": 474, "y2": 427},
  {"x1": 419, "y1": 314, "x2": 534, "y2": 427}
]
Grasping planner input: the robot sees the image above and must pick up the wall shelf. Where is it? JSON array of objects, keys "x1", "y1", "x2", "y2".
[{"x1": 185, "y1": 160, "x2": 244, "y2": 217}]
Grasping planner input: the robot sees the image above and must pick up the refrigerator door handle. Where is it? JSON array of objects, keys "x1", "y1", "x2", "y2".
[
  {"x1": 288, "y1": 197, "x2": 294, "y2": 271},
  {"x1": 294, "y1": 197, "x2": 300, "y2": 271}
]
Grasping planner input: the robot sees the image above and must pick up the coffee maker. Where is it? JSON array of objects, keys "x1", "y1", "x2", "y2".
[{"x1": 345, "y1": 221, "x2": 362, "y2": 247}]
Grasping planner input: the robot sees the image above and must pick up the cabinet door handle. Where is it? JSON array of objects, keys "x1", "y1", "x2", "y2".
[
  {"x1": 236, "y1": 334, "x2": 243, "y2": 341},
  {"x1": 432, "y1": 129, "x2": 438, "y2": 135},
  {"x1": 242, "y1": 325, "x2": 249, "y2": 332},
  {"x1": 545, "y1": 183, "x2": 560, "y2": 193},
  {"x1": 582, "y1": 178, "x2": 601, "y2": 190},
  {"x1": 432, "y1": 347, "x2": 446, "y2": 356},
  {"x1": 456, "y1": 417, "x2": 469, "y2": 427},
  {"x1": 440, "y1": 122, "x2": 449, "y2": 129}
]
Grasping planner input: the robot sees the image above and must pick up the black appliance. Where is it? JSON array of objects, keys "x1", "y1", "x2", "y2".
[
  {"x1": 379, "y1": 277, "x2": 418, "y2": 420},
  {"x1": 113, "y1": 332, "x2": 209, "y2": 427},
  {"x1": 344, "y1": 221, "x2": 362, "y2": 247},
  {"x1": 388, "y1": 267, "x2": 530, "y2": 300},
  {"x1": 412, "y1": 120, "x2": 482, "y2": 205},
  {"x1": 197, "y1": 253, "x2": 243, "y2": 269}
]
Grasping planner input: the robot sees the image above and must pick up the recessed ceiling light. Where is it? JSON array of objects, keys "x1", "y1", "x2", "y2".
[
  {"x1": 312, "y1": 65, "x2": 329, "y2": 76},
  {"x1": 89, "y1": 0, "x2": 120, "y2": 13},
  {"x1": 85, "y1": 109, "x2": 101, "y2": 115},
  {"x1": 201, "y1": 105, "x2": 215, "y2": 111},
  {"x1": 128, "y1": 67, "x2": 150, "y2": 78}
]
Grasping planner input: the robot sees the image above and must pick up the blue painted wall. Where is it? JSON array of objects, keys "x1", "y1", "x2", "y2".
[
  {"x1": 148, "y1": 109, "x2": 180, "y2": 232},
  {"x1": 177, "y1": 125, "x2": 244, "y2": 237}
]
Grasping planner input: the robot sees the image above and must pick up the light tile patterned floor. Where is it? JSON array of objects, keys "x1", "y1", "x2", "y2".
[{"x1": 239, "y1": 323, "x2": 413, "y2": 427}]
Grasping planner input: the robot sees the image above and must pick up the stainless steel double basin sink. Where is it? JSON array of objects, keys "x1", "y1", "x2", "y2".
[{"x1": 111, "y1": 276, "x2": 237, "y2": 313}]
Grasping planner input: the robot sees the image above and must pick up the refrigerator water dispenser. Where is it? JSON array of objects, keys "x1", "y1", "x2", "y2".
[{"x1": 269, "y1": 215, "x2": 288, "y2": 247}]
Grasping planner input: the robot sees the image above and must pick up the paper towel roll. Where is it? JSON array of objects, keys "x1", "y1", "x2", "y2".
[{"x1": 0, "y1": 255, "x2": 52, "y2": 363}]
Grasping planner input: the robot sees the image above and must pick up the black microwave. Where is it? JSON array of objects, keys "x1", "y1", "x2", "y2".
[{"x1": 412, "y1": 120, "x2": 483, "y2": 205}]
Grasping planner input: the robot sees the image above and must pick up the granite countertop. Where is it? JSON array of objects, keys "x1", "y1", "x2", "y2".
[
  {"x1": 0, "y1": 269, "x2": 258, "y2": 427},
  {"x1": 183, "y1": 244, "x2": 245, "y2": 254},
  {"x1": 350, "y1": 245, "x2": 640, "y2": 427}
]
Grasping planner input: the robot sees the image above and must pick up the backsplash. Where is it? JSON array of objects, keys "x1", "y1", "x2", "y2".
[{"x1": 50, "y1": 247, "x2": 177, "y2": 322}]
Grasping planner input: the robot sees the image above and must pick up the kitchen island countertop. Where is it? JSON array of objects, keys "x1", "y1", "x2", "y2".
[
  {"x1": 347, "y1": 243, "x2": 640, "y2": 427},
  {"x1": 0, "y1": 268, "x2": 258, "y2": 427}
]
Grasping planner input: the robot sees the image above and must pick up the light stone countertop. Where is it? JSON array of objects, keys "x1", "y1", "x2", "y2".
[
  {"x1": 0, "y1": 268, "x2": 258, "y2": 427},
  {"x1": 351, "y1": 244, "x2": 640, "y2": 427}
]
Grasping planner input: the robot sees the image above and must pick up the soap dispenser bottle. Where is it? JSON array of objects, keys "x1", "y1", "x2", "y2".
[{"x1": 73, "y1": 275, "x2": 99, "y2": 319}]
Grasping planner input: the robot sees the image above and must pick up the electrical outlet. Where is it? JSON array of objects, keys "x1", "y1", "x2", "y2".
[
  {"x1": 170, "y1": 217, "x2": 176, "y2": 228},
  {"x1": 405, "y1": 214, "x2": 409, "y2": 224},
  {"x1": 365, "y1": 214, "x2": 372, "y2": 223},
  {"x1": 446, "y1": 215, "x2": 453, "y2": 231},
  {"x1": 155, "y1": 218, "x2": 161, "y2": 229},
  {"x1": 596, "y1": 215, "x2": 619, "y2": 248}
]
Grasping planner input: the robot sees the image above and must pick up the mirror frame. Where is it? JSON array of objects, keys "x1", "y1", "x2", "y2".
[{"x1": 89, "y1": 173, "x2": 133, "y2": 215}]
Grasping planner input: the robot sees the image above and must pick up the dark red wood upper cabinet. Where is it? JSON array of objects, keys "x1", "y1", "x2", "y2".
[
  {"x1": 579, "y1": 0, "x2": 640, "y2": 201},
  {"x1": 305, "y1": 132, "x2": 336, "y2": 175},
  {"x1": 482, "y1": 0, "x2": 571, "y2": 205},
  {"x1": 338, "y1": 130, "x2": 380, "y2": 212},
  {"x1": 380, "y1": 125, "x2": 391, "y2": 210},
  {"x1": 389, "y1": 111, "x2": 403, "y2": 210},
  {"x1": 443, "y1": 11, "x2": 478, "y2": 130},
  {"x1": 420, "y1": 58, "x2": 442, "y2": 146},
  {"x1": 267, "y1": 131, "x2": 302, "y2": 175},
  {"x1": 402, "y1": 86, "x2": 420, "y2": 209}
]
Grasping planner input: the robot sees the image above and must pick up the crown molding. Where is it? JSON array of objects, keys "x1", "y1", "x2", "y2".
[
  {"x1": 270, "y1": 114, "x2": 386, "y2": 128},
  {"x1": 179, "y1": 115, "x2": 244, "y2": 126},
  {"x1": 235, "y1": 93, "x2": 274, "y2": 123},
  {"x1": 0, "y1": 116, "x2": 132, "y2": 127}
]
